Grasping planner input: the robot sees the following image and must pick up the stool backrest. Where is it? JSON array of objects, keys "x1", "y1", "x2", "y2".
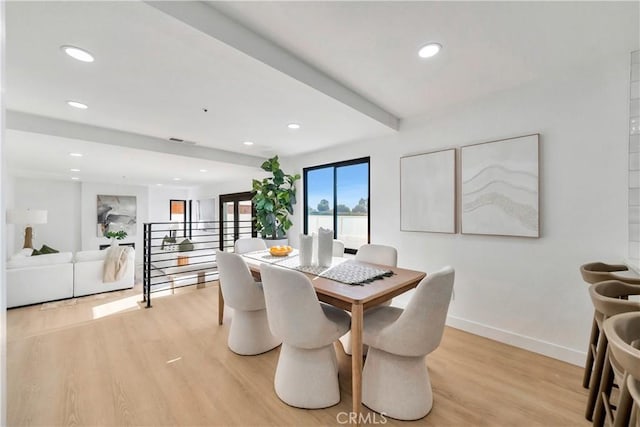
[
  {"x1": 589, "y1": 281, "x2": 640, "y2": 319},
  {"x1": 581, "y1": 262, "x2": 629, "y2": 284},
  {"x1": 604, "y1": 312, "x2": 640, "y2": 382}
]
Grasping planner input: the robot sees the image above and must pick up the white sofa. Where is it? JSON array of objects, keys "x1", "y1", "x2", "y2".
[
  {"x1": 6, "y1": 248, "x2": 136, "y2": 308},
  {"x1": 73, "y1": 249, "x2": 135, "y2": 297},
  {"x1": 6, "y1": 252, "x2": 74, "y2": 308}
]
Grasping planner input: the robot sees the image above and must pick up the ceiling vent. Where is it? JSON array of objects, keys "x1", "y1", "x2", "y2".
[{"x1": 168, "y1": 137, "x2": 196, "y2": 145}]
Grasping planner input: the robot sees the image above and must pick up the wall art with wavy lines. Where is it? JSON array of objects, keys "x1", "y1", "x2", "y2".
[{"x1": 461, "y1": 134, "x2": 539, "y2": 237}]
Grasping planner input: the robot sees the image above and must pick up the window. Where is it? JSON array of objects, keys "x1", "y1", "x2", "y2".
[{"x1": 304, "y1": 157, "x2": 370, "y2": 253}]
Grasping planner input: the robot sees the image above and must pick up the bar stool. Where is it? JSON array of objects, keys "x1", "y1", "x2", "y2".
[
  {"x1": 586, "y1": 280, "x2": 640, "y2": 423},
  {"x1": 599, "y1": 312, "x2": 640, "y2": 427},
  {"x1": 580, "y1": 262, "x2": 640, "y2": 390}
]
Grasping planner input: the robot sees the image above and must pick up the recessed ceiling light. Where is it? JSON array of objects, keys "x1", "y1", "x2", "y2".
[
  {"x1": 67, "y1": 100, "x2": 88, "y2": 109},
  {"x1": 156, "y1": 183, "x2": 163, "y2": 187},
  {"x1": 243, "y1": 141, "x2": 254, "y2": 146},
  {"x1": 71, "y1": 177, "x2": 80, "y2": 180},
  {"x1": 287, "y1": 123, "x2": 301, "y2": 130},
  {"x1": 61, "y1": 45, "x2": 94, "y2": 63},
  {"x1": 69, "y1": 153, "x2": 83, "y2": 157},
  {"x1": 173, "y1": 178, "x2": 181, "y2": 181},
  {"x1": 418, "y1": 43, "x2": 442, "y2": 58},
  {"x1": 200, "y1": 169, "x2": 208, "y2": 173},
  {"x1": 70, "y1": 168, "x2": 80, "y2": 172}
]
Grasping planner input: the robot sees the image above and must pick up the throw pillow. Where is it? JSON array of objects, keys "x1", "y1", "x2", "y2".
[
  {"x1": 178, "y1": 238, "x2": 194, "y2": 252},
  {"x1": 39, "y1": 244, "x2": 60, "y2": 255},
  {"x1": 31, "y1": 248, "x2": 42, "y2": 256},
  {"x1": 161, "y1": 235, "x2": 177, "y2": 250}
]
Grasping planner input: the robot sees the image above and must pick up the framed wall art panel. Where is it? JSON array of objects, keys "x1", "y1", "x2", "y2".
[
  {"x1": 460, "y1": 134, "x2": 539, "y2": 237},
  {"x1": 97, "y1": 194, "x2": 137, "y2": 237},
  {"x1": 400, "y1": 148, "x2": 456, "y2": 233}
]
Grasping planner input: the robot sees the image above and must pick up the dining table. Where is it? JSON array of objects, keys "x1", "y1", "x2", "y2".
[{"x1": 217, "y1": 250, "x2": 427, "y2": 419}]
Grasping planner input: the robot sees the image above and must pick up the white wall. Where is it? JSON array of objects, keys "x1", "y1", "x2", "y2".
[
  {"x1": 8, "y1": 178, "x2": 81, "y2": 255},
  {"x1": 286, "y1": 54, "x2": 630, "y2": 365},
  {"x1": 148, "y1": 186, "x2": 189, "y2": 223},
  {"x1": 3, "y1": 174, "x2": 13, "y2": 258},
  {"x1": 80, "y1": 182, "x2": 148, "y2": 264},
  {"x1": 0, "y1": 1, "x2": 6, "y2": 421},
  {"x1": 629, "y1": 50, "x2": 639, "y2": 268},
  {"x1": 191, "y1": 177, "x2": 257, "y2": 221}
]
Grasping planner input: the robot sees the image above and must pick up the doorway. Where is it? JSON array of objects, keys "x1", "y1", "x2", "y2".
[{"x1": 219, "y1": 191, "x2": 255, "y2": 251}]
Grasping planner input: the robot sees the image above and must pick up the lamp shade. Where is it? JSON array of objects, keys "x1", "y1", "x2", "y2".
[{"x1": 6, "y1": 209, "x2": 48, "y2": 225}]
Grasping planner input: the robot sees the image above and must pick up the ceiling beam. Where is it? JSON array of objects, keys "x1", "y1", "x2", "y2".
[
  {"x1": 6, "y1": 111, "x2": 265, "y2": 168},
  {"x1": 145, "y1": 1, "x2": 399, "y2": 131}
]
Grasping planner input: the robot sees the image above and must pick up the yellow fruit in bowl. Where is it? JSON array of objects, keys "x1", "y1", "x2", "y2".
[{"x1": 269, "y1": 245, "x2": 292, "y2": 256}]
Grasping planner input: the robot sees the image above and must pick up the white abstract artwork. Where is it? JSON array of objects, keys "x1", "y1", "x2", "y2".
[
  {"x1": 400, "y1": 149, "x2": 456, "y2": 233},
  {"x1": 461, "y1": 134, "x2": 539, "y2": 237}
]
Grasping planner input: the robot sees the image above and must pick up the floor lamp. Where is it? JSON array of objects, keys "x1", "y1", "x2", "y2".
[{"x1": 6, "y1": 209, "x2": 48, "y2": 249}]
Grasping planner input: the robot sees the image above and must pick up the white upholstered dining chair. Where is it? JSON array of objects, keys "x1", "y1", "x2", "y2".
[
  {"x1": 361, "y1": 266, "x2": 454, "y2": 420},
  {"x1": 215, "y1": 250, "x2": 281, "y2": 355},
  {"x1": 332, "y1": 239, "x2": 345, "y2": 257},
  {"x1": 234, "y1": 237, "x2": 267, "y2": 254},
  {"x1": 260, "y1": 263, "x2": 351, "y2": 409},
  {"x1": 340, "y1": 243, "x2": 398, "y2": 355},
  {"x1": 355, "y1": 244, "x2": 398, "y2": 266}
]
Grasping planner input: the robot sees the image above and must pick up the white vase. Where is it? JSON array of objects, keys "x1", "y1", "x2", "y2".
[{"x1": 110, "y1": 238, "x2": 118, "y2": 248}]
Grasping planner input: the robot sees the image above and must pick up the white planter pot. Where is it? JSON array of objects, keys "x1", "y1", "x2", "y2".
[{"x1": 263, "y1": 238, "x2": 289, "y2": 248}]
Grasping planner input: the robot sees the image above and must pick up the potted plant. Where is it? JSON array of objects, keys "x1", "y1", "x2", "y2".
[
  {"x1": 252, "y1": 156, "x2": 300, "y2": 245},
  {"x1": 105, "y1": 230, "x2": 127, "y2": 247}
]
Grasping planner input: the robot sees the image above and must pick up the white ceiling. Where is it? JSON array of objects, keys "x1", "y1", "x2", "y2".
[
  {"x1": 5, "y1": 1, "x2": 639, "y2": 186},
  {"x1": 6, "y1": 129, "x2": 263, "y2": 188}
]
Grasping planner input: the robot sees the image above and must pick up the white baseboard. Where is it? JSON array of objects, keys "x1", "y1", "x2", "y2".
[{"x1": 446, "y1": 315, "x2": 586, "y2": 367}]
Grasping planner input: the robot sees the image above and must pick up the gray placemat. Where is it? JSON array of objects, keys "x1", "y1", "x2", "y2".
[
  {"x1": 244, "y1": 251, "x2": 392, "y2": 285},
  {"x1": 298, "y1": 260, "x2": 393, "y2": 285}
]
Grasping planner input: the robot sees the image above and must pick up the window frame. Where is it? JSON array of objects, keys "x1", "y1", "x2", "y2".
[{"x1": 303, "y1": 157, "x2": 370, "y2": 254}]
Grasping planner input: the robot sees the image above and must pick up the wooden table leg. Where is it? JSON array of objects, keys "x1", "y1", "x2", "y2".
[
  {"x1": 196, "y1": 271, "x2": 206, "y2": 289},
  {"x1": 218, "y1": 285, "x2": 224, "y2": 325},
  {"x1": 351, "y1": 303, "x2": 363, "y2": 422}
]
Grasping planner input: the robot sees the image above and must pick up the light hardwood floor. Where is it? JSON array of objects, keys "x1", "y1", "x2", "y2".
[{"x1": 7, "y1": 283, "x2": 590, "y2": 426}]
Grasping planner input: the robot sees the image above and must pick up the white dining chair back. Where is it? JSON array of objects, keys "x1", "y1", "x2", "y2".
[
  {"x1": 332, "y1": 240, "x2": 345, "y2": 257},
  {"x1": 215, "y1": 250, "x2": 280, "y2": 355},
  {"x1": 260, "y1": 263, "x2": 346, "y2": 349},
  {"x1": 234, "y1": 237, "x2": 267, "y2": 254},
  {"x1": 367, "y1": 266, "x2": 454, "y2": 357},
  {"x1": 340, "y1": 244, "x2": 398, "y2": 356},
  {"x1": 355, "y1": 244, "x2": 397, "y2": 267},
  {"x1": 260, "y1": 263, "x2": 351, "y2": 409},
  {"x1": 361, "y1": 266, "x2": 455, "y2": 420},
  {"x1": 216, "y1": 250, "x2": 266, "y2": 311}
]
